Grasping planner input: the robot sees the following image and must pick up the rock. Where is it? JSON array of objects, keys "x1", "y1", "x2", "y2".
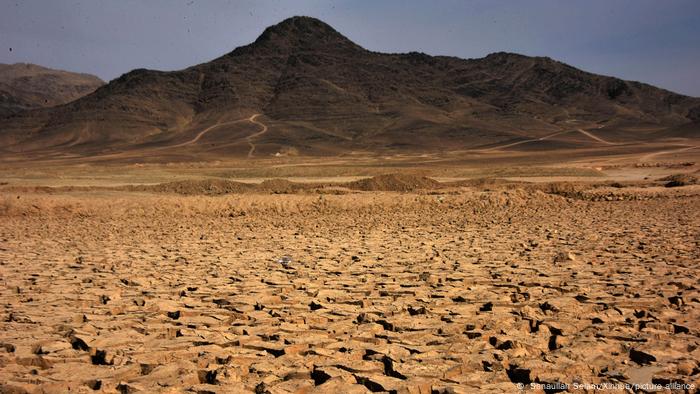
[
  {"x1": 310, "y1": 377, "x2": 369, "y2": 393},
  {"x1": 242, "y1": 341, "x2": 285, "y2": 357},
  {"x1": 539, "y1": 301, "x2": 559, "y2": 313},
  {"x1": 34, "y1": 340, "x2": 72, "y2": 354},
  {"x1": 630, "y1": 348, "x2": 657, "y2": 365},
  {"x1": 451, "y1": 295, "x2": 468, "y2": 303},
  {"x1": 548, "y1": 334, "x2": 570, "y2": 350},
  {"x1": 188, "y1": 383, "x2": 247, "y2": 393},
  {"x1": 354, "y1": 373, "x2": 406, "y2": 392},
  {"x1": 506, "y1": 364, "x2": 532, "y2": 385},
  {"x1": 356, "y1": 312, "x2": 373, "y2": 324},
  {"x1": 676, "y1": 360, "x2": 698, "y2": 376},
  {"x1": 395, "y1": 379, "x2": 433, "y2": 394},
  {"x1": 311, "y1": 366, "x2": 357, "y2": 386},
  {"x1": 276, "y1": 256, "x2": 292, "y2": 264},
  {"x1": 277, "y1": 256, "x2": 293, "y2": 269},
  {"x1": 90, "y1": 348, "x2": 116, "y2": 365},
  {"x1": 268, "y1": 378, "x2": 315, "y2": 392},
  {"x1": 283, "y1": 343, "x2": 309, "y2": 356},
  {"x1": 134, "y1": 361, "x2": 200, "y2": 387},
  {"x1": 407, "y1": 306, "x2": 427, "y2": 316},
  {"x1": 554, "y1": 251, "x2": 576, "y2": 263},
  {"x1": 672, "y1": 324, "x2": 690, "y2": 334},
  {"x1": 442, "y1": 363, "x2": 479, "y2": 379},
  {"x1": 668, "y1": 295, "x2": 684, "y2": 308},
  {"x1": 116, "y1": 382, "x2": 148, "y2": 393}
]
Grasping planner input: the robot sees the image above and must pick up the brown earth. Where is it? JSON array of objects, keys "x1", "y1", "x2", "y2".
[
  {"x1": 658, "y1": 173, "x2": 699, "y2": 188},
  {"x1": 0, "y1": 166, "x2": 699, "y2": 393}
]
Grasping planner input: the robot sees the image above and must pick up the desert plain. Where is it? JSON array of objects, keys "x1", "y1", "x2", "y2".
[{"x1": 0, "y1": 146, "x2": 699, "y2": 394}]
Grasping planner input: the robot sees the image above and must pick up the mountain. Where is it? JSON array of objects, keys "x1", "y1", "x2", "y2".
[
  {"x1": 1, "y1": 16, "x2": 698, "y2": 159},
  {"x1": 0, "y1": 63, "x2": 104, "y2": 117}
]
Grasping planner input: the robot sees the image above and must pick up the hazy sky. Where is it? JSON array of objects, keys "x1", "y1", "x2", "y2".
[{"x1": 1, "y1": 0, "x2": 698, "y2": 96}]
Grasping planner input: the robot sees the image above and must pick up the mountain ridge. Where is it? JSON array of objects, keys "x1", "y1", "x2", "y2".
[
  {"x1": 1, "y1": 16, "x2": 698, "y2": 159},
  {"x1": 0, "y1": 63, "x2": 104, "y2": 118}
]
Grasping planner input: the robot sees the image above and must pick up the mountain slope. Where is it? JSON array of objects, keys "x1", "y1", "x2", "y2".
[
  {"x1": 0, "y1": 63, "x2": 104, "y2": 117},
  {"x1": 1, "y1": 16, "x2": 698, "y2": 158}
]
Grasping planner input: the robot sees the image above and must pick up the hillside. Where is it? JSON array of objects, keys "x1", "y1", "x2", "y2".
[
  {"x1": 0, "y1": 63, "x2": 104, "y2": 117},
  {"x1": 0, "y1": 16, "x2": 698, "y2": 159}
]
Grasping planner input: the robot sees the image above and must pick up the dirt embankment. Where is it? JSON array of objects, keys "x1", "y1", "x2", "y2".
[
  {"x1": 2, "y1": 173, "x2": 700, "y2": 201},
  {"x1": 126, "y1": 179, "x2": 255, "y2": 195},
  {"x1": 343, "y1": 174, "x2": 441, "y2": 192}
]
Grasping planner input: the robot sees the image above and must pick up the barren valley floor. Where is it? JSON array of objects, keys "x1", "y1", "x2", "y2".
[{"x1": 0, "y1": 175, "x2": 699, "y2": 392}]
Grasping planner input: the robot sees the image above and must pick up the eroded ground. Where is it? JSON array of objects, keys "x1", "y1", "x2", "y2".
[{"x1": 0, "y1": 188, "x2": 699, "y2": 393}]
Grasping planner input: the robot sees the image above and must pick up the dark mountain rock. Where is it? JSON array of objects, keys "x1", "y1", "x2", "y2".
[{"x1": 0, "y1": 63, "x2": 104, "y2": 117}]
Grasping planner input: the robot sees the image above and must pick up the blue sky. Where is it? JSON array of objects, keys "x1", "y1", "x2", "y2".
[{"x1": 1, "y1": 0, "x2": 698, "y2": 96}]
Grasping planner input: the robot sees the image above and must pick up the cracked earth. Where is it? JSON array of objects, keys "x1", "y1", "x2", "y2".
[{"x1": 0, "y1": 189, "x2": 698, "y2": 393}]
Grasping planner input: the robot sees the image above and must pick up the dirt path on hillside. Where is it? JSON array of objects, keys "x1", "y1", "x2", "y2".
[
  {"x1": 246, "y1": 114, "x2": 268, "y2": 158},
  {"x1": 639, "y1": 144, "x2": 699, "y2": 162},
  {"x1": 481, "y1": 126, "x2": 620, "y2": 152},
  {"x1": 479, "y1": 130, "x2": 574, "y2": 151},
  {"x1": 166, "y1": 117, "x2": 248, "y2": 149},
  {"x1": 575, "y1": 128, "x2": 616, "y2": 145}
]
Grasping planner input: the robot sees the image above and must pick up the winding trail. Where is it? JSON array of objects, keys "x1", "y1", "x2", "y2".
[
  {"x1": 576, "y1": 128, "x2": 616, "y2": 145},
  {"x1": 479, "y1": 129, "x2": 573, "y2": 152},
  {"x1": 16, "y1": 113, "x2": 269, "y2": 163},
  {"x1": 161, "y1": 113, "x2": 268, "y2": 157},
  {"x1": 246, "y1": 114, "x2": 268, "y2": 158},
  {"x1": 479, "y1": 126, "x2": 618, "y2": 152},
  {"x1": 639, "y1": 144, "x2": 699, "y2": 162},
  {"x1": 165, "y1": 118, "x2": 247, "y2": 149}
]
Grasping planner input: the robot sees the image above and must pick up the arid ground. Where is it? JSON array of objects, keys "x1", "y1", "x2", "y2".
[{"x1": 0, "y1": 150, "x2": 699, "y2": 393}]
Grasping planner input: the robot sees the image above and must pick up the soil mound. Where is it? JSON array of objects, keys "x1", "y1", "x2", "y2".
[
  {"x1": 658, "y1": 173, "x2": 699, "y2": 187},
  {"x1": 525, "y1": 182, "x2": 590, "y2": 198},
  {"x1": 128, "y1": 179, "x2": 254, "y2": 195},
  {"x1": 257, "y1": 179, "x2": 314, "y2": 193},
  {"x1": 344, "y1": 174, "x2": 441, "y2": 192},
  {"x1": 446, "y1": 178, "x2": 522, "y2": 190}
]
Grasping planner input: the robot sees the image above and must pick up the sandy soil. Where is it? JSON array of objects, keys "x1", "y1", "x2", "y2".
[{"x1": 0, "y1": 181, "x2": 699, "y2": 393}]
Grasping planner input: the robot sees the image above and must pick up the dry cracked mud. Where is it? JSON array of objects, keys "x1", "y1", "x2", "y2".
[{"x1": 0, "y1": 188, "x2": 699, "y2": 393}]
